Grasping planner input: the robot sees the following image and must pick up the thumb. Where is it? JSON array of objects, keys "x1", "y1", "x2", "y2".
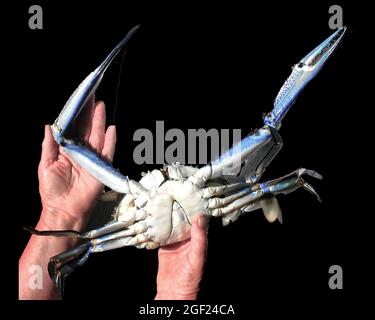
[
  {"x1": 189, "y1": 215, "x2": 208, "y2": 269},
  {"x1": 40, "y1": 125, "x2": 58, "y2": 168}
]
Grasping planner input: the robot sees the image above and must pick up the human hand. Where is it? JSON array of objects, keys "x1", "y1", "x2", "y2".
[
  {"x1": 155, "y1": 215, "x2": 209, "y2": 300},
  {"x1": 20, "y1": 97, "x2": 116, "y2": 299},
  {"x1": 38, "y1": 96, "x2": 116, "y2": 231}
]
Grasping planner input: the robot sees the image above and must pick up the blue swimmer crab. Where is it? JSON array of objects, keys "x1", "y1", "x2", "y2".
[{"x1": 26, "y1": 25, "x2": 346, "y2": 296}]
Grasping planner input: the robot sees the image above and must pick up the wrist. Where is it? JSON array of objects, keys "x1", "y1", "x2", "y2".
[
  {"x1": 33, "y1": 210, "x2": 82, "y2": 252},
  {"x1": 39, "y1": 207, "x2": 87, "y2": 232}
]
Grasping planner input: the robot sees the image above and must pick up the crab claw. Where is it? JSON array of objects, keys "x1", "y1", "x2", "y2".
[
  {"x1": 48, "y1": 25, "x2": 143, "y2": 194},
  {"x1": 52, "y1": 24, "x2": 140, "y2": 143},
  {"x1": 264, "y1": 27, "x2": 346, "y2": 129},
  {"x1": 191, "y1": 28, "x2": 346, "y2": 185}
]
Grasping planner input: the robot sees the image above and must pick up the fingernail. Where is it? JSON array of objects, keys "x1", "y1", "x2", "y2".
[{"x1": 198, "y1": 216, "x2": 208, "y2": 229}]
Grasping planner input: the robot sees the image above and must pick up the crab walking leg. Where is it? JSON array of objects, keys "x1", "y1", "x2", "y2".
[
  {"x1": 24, "y1": 220, "x2": 130, "y2": 239},
  {"x1": 258, "y1": 175, "x2": 322, "y2": 202},
  {"x1": 50, "y1": 247, "x2": 92, "y2": 298},
  {"x1": 84, "y1": 234, "x2": 158, "y2": 254},
  {"x1": 25, "y1": 206, "x2": 149, "y2": 239},
  {"x1": 52, "y1": 25, "x2": 140, "y2": 142},
  {"x1": 85, "y1": 221, "x2": 155, "y2": 251},
  {"x1": 200, "y1": 168, "x2": 317, "y2": 200},
  {"x1": 210, "y1": 168, "x2": 322, "y2": 218},
  {"x1": 262, "y1": 167, "x2": 322, "y2": 187},
  {"x1": 49, "y1": 229, "x2": 157, "y2": 295},
  {"x1": 83, "y1": 221, "x2": 131, "y2": 238},
  {"x1": 210, "y1": 191, "x2": 264, "y2": 217},
  {"x1": 89, "y1": 222, "x2": 147, "y2": 245},
  {"x1": 202, "y1": 182, "x2": 249, "y2": 198},
  {"x1": 208, "y1": 187, "x2": 253, "y2": 208},
  {"x1": 48, "y1": 232, "x2": 151, "y2": 296},
  {"x1": 222, "y1": 202, "x2": 261, "y2": 226},
  {"x1": 264, "y1": 27, "x2": 346, "y2": 129},
  {"x1": 50, "y1": 240, "x2": 120, "y2": 298},
  {"x1": 47, "y1": 242, "x2": 91, "y2": 297},
  {"x1": 58, "y1": 254, "x2": 91, "y2": 297}
]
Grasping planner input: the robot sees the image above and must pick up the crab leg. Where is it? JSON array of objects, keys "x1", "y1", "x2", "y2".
[
  {"x1": 52, "y1": 25, "x2": 140, "y2": 142},
  {"x1": 24, "y1": 220, "x2": 130, "y2": 239},
  {"x1": 189, "y1": 126, "x2": 282, "y2": 185},
  {"x1": 39, "y1": 166, "x2": 321, "y2": 296},
  {"x1": 50, "y1": 25, "x2": 144, "y2": 195},
  {"x1": 264, "y1": 27, "x2": 346, "y2": 129},
  {"x1": 208, "y1": 168, "x2": 322, "y2": 220},
  {"x1": 47, "y1": 242, "x2": 91, "y2": 298},
  {"x1": 47, "y1": 226, "x2": 155, "y2": 297},
  {"x1": 191, "y1": 27, "x2": 346, "y2": 185}
]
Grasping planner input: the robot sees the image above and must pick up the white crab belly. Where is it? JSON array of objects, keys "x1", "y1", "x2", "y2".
[{"x1": 145, "y1": 180, "x2": 208, "y2": 246}]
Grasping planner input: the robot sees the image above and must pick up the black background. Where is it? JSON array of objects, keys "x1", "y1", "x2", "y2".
[{"x1": 13, "y1": 0, "x2": 368, "y2": 311}]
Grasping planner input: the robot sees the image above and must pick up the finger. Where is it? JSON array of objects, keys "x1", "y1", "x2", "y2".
[
  {"x1": 88, "y1": 101, "x2": 106, "y2": 153},
  {"x1": 102, "y1": 125, "x2": 117, "y2": 163},
  {"x1": 40, "y1": 125, "x2": 58, "y2": 168},
  {"x1": 74, "y1": 94, "x2": 96, "y2": 141},
  {"x1": 188, "y1": 215, "x2": 208, "y2": 269}
]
